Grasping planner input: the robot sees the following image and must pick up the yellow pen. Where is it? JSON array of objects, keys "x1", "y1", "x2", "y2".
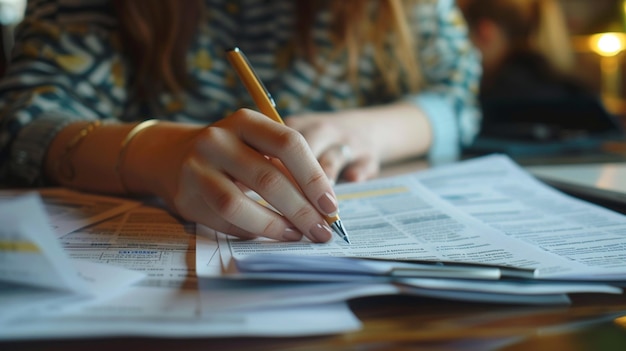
[{"x1": 226, "y1": 47, "x2": 350, "y2": 244}]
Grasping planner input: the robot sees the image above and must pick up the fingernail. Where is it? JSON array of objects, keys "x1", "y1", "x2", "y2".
[
  {"x1": 309, "y1": 223, "x2": 332, "y2": 243},
  {"x1": 317, "y1": 192, "x2": 338, "y2": 217},
  {"x1": 283, "y1": 228, "x2": 302, "y2": 241}
]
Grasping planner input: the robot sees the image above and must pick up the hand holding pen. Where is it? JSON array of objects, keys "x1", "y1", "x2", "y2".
[
  {"x1": 114, "y1": 48, "x2": 347, "y2": 244},
  {"x1": 226, "y1": 47, "x2": 350, "y2": 243}
]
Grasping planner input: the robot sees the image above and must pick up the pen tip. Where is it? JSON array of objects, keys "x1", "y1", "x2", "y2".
[{"x1": 331, "y1": 220, "x2": 351, "y2": 244}]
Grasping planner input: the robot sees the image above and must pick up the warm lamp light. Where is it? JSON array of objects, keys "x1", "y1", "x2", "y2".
[
  {"x1": 568, "y1": 1, "x2": 626, "y2": 110},
  {"x1": 585, "y1": 32, "x2": 626, "y2": 99},
  {"x1": 590, "y1": 32, "x2": 626, "y2": 56}
]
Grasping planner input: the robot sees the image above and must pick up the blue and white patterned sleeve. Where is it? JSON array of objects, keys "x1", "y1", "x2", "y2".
[
  {"x1": 405, "y1": 0, "x2": 482, "y2": 164},
  {"x1": 0, "y1": 0, "x2": 129, "y2": 186}
]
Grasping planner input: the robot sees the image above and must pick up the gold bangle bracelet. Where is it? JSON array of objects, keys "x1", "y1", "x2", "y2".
[
  {"x1": 116, "y1": 119, "x2": 159, "y2": 194},
  {"x1": 57, "y1": 120, "x2": 102, "y2": 183}
]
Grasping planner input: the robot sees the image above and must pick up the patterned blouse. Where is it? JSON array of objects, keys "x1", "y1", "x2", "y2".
[{"x1": 0, "y1": 0, "x2": 481, "y2": 186}]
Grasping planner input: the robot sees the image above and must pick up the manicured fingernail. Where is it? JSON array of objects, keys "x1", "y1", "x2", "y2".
[
  {"x1": 317, "y1": 192, "x2": 338, "y2": 217},
  {"x1": 309, "y1": 223, "x2": 332, "y2": 242},
  {"x1": 283, "y1": 228, "x2": 302, "y2": 241}
]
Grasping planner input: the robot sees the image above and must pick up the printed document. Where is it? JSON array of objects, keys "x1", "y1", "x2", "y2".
[
  {"x1": 0, "y1": 201, "x2": 360, "y2": 339},
  {"x1": 416, "y1": 155, "x2": 626, "y2": 280},
  {"x1": 208, "y1": 155, "x2": 626, "y2": 281},
  {"x1": 0, "y1": 194, "x2": 144, "y2": 324},
  {"x1": 0, "y1": 188, "x2": 140, "y2": 237}
]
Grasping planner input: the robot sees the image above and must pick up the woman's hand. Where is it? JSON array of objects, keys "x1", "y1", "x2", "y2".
[
  {"x1": 285, "y1": 111, "x2": 380, "y2": 184},
  {"x1": 285, "y1": 103, "x2": 432, "y2": 184},
  {"x1": 125, "y1": 109, "x2": 338, "y2": 243}
]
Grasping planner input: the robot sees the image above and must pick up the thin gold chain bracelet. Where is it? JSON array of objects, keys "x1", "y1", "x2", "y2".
[{"x1": 56, "y1": 120, "x2": 102, "y2": 183}]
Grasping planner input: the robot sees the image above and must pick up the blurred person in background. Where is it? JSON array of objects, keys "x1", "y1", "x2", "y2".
[{"x1": 459, "y1": 0, "x2": 620, "y2": 144}]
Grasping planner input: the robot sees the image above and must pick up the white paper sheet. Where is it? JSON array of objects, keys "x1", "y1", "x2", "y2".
[
  {"x1": 1, "y1": 285, "x2": 360, "y2": 339},
  {"x1": 0, "y1": 202, "x2": 361, "y2": 339},
  {"x1": 0, "y1": 260, "x2": 145, "y2": 324},
  {"x1": 0, "y1": 194, "x2": 89, "y2": 292},
  {"x1": 198, "y1": 278, "x2": 400, "y2": 312},
  {"x1": 416, "y1": 154, "x2": 626, "y2": 280},
  {"x1": 0, "y1": 188, "x2": 140, "y2": 237},
  {"x1": 195, "y1": 224, "x2": 614, "y2": 307},
  {"x1": 203, "y1": 155, "x2": 626, "y2": 281},
  {"x1": 0, "y1": 194, "x2": 145, "y2": 324},
  {"x1": 211, "y1": 171, "x2": 588, "y2": 279}
]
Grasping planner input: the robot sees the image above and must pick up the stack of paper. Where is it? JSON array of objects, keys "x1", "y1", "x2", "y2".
[
  {"x1": 0, "y1": 194, "x2": 145, "y2": 327},
  {"x1": 196, "y1": 154, "x2": 626, "y2": 308},
  {"x1": 0, "y1": 190, "x2": 360, "y2": 340}
]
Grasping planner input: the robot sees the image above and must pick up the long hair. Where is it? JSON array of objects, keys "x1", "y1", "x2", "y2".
[
  {"x1": 112, "y1": 0, "x2": 202, "y2": 103},
  {"x1": 460, "y1": 0, "x2": 574, "y2": 73},
  {"x1": 112, "y1": 0, "x2": 421, "y2": 103}
]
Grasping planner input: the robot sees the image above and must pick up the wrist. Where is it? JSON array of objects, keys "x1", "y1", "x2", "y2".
[
  {"x1": 46, "y1": 121, "x2": 134, "y2": 194},
  {"x1": 121, "y1": 121, "x2": 202, "y2": 197},
  {"x1": 115, "y1": 120, "x2": 160, "y2": 195}
]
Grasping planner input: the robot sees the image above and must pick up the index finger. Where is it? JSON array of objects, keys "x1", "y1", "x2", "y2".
[{"x1": 236, "y1": 112, "x2": 340, "y2": 221}]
